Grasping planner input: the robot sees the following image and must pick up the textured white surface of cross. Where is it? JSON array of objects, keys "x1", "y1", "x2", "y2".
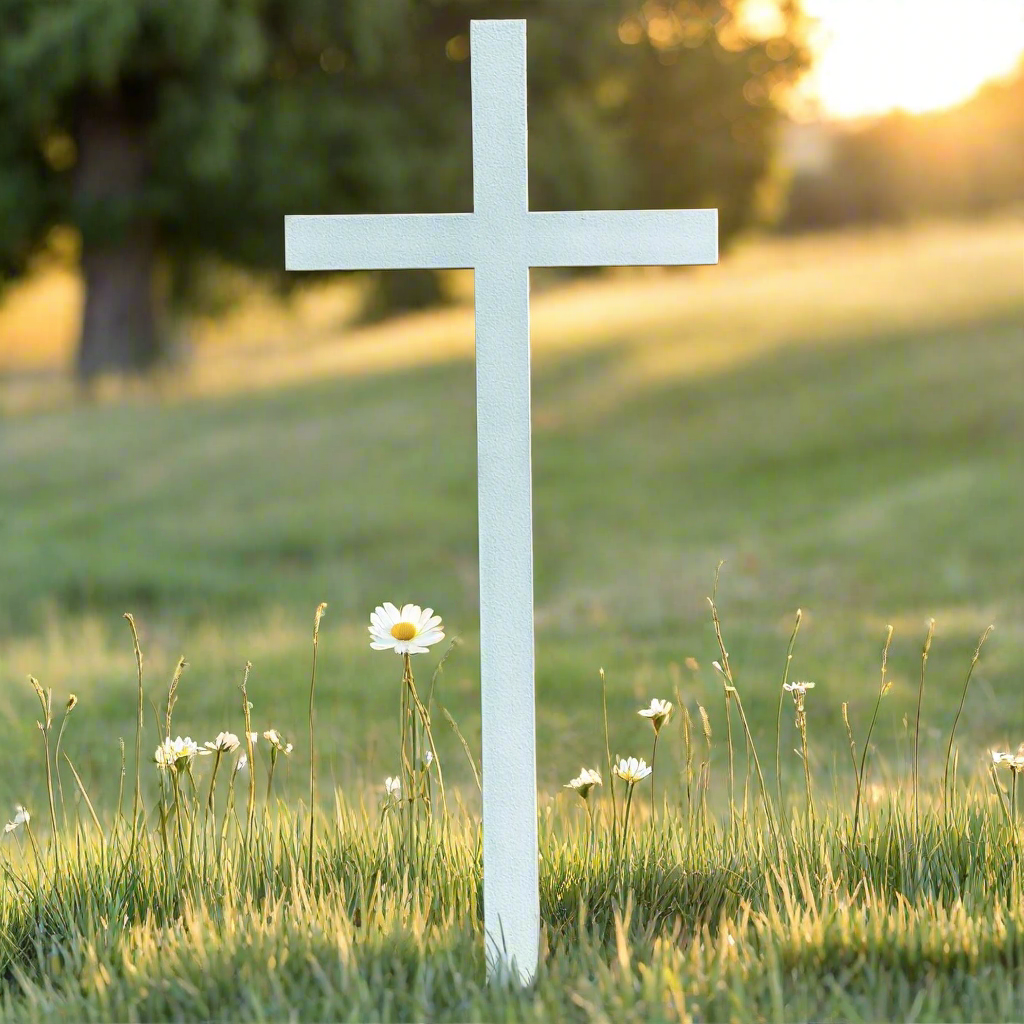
[{"x1": 285, "y1": 19, "x2": 718, "y2": 983}]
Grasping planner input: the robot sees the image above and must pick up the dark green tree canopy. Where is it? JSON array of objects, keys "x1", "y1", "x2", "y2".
[{"x1": 0, "y1": 0, "x2": 807, "y2": 377}]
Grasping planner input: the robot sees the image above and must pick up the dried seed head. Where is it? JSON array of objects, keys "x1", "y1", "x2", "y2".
[{"x1": 698, "y1": 704, "x2": 712, "y2": 743}]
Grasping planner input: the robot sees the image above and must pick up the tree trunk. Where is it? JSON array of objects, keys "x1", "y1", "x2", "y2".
[
  {"x1": 76, "y1": 225, "x2": 160, "y2": 379},
  {"x1": 73, "y1": 96, "x2": 161, "y2": 380}
]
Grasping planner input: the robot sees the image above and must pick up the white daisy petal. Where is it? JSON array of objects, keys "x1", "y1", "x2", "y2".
[
  {"x1": 370, "y1": 640, "x2": 397, "y2": 651},
  {"x1": 382, "y1": 602, "x2": 401, "y2": 625},
  {"x1": 417, "y1": 607, "x2": 434, "y2": 628},
  {"x1": 400, "y1": 604, "x2": 419, "y2": 623}
]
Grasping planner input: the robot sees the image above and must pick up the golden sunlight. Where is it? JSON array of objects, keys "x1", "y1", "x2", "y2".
[{"x1": 796, "y1": 0, "x2": 1024, "y2": 119}]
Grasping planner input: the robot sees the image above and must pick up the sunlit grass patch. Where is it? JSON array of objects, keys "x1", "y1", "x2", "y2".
[{"x1": 1, "y1": 594, "x2": 1022, "y2": 1021}]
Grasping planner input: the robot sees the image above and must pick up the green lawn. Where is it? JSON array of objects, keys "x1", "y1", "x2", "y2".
[
  {"x1": 1, "y1": 220, "x2": 1022, "y2": 813},
  {"x1": 0, "y1": 786, "x2": 1022, "y2": 1022}
]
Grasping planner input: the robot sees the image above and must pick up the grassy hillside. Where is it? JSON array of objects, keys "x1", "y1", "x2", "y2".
[{"x1": 1, "y1": 220, "x2": 1022, "y2": 812}]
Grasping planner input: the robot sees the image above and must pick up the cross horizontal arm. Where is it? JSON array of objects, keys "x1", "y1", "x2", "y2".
[
  {"x1": 285, "y1": 213, "x2": 476, "y2": 271},
  {"x1": 524, "y1": 209, "x2": 718, "y2": 267}
]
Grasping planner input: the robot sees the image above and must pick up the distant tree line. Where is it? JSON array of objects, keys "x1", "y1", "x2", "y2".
[
  {"x1": 782, "y1": 59, "x2": 1024, "y2": 232},
  {"x1": 0, "y1": 0, "x2": 808, "y2": 378}
]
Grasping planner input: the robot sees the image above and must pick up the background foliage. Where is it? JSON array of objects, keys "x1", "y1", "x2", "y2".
[{"x1": 0, "y1": 0, "x2": 808, "y2": 374}]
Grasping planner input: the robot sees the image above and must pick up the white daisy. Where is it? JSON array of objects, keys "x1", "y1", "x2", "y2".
[
  {"x1": 4, "y1": 806, "x2": 29, "y2": 833},
  {"x1": 263, "y1": 729, "x2": 293, "y2": 755},
  {"x1": 614, "y1": 756, "x2": 652, "y2": 784},
  {"x1": 369, "y1": 603, "x2": 444, "y2": 655},
  {"x1": 564, "y1": 768, "x2": 602, "y2": 799},
  {"x1": 993, "y1": 744, "x2": 1024, "y2": 771},
  {"x1": 638, "y1": 698, "x2": 673, "y2": 733},
  {"x1": 205, "y1": 732, "x2": 240, "y2": 754},
  {"x1": 783, "y1": 681, "x2": 815, "y2": 695},
  {"x1": 154, "y1": 736, "x2": 204, "y2": 772},
  {"x1": 384, "y1": 776, "x2": 402, "y2": 801}
]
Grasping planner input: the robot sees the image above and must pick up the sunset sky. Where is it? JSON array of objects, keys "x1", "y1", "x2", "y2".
[{"x1": 798, "y1": 0, "x2": 1024, "y2": 119}]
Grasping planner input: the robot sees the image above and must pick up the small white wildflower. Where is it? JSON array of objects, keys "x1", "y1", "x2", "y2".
[
  {"x1": 154, "y1": 736, "x2": 203, "y2": 772},
  {"x1": 234, "y1": 754, "x2": 248, "y2": 774},
  {"x1": 204, "y1": 732, "x2": 240, "y2": 754},
  {"x1": 4, "y1": 806, "x2": 29, "y2": 833},
  {"x1": 368, "y1": 603, "x2": 444, "y2": 655},
  {"x1": 638, "y1": 698, "x2": 673, "y2": 733},
  {"x1": 993, "y1": 744, "x2": 1024, "y2": 772},
  {"x1": 783, "y1": 681, "x2": 815, "y2": 695},
  {"x1": 613, "y1": 756, "x2": 652, "y2": 784},
  {"x1": 564, "y1": 768, "x2": 602, "y2": 800},
  {"x1": 421, "y1": 750, "x2": 434, "y2": 771},
  {"x1": 263, "y1": 729, "x2": 293, "y2": 755},
  {"x1": 384, "y1": 776, "x2": 402, "y2": 801}
]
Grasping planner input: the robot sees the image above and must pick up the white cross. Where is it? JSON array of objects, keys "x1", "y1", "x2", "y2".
[{"x1": 285, "y1": 19, "x2": 717, "y2": 984}]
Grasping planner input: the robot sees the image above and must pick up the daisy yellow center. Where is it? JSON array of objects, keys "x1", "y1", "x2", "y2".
[{"x1": 391, "y1": 621, "x2": 417, "y2": 641}]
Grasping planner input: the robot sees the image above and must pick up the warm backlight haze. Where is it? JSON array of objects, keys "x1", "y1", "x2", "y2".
[{"x1": 799, "y1": 0, "x2": 1024, "y2": 119}]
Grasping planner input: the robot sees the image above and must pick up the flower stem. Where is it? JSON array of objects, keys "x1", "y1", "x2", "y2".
[
  {"x1": 266, "y1": 749, "x2": 278, "y2": 807},
  {"x1": 406, "y1": 667, "x2": 448, "y2": 824},
  {"x1": 913, "y1": 619, "x2": 935, "y2": 832},
  {"x1": 650, "y1": 731, "x2": 660, "y2": 822},
  {"x1": 799, "y1": 717, "x2": 813, "y2": 828},
  {"x1": 620, "y1": 782, "x2": 635, "y2": 861},
  {"x1": 239, "y1": 662, "x2": 256, "y2": 849},
  {"x1": 400, "y1": 654, "x2": 415, "y2": 864},
  {"x1": 707, "y1": 579, "x2": 779, "y2": 852},
  {"x1": 34, "y1": 704, "x2": 60, "y2": 876},
  {"x1": 775, "y1": 609, "x2": 802, "y2": 814},
  {"x1": 724, "y1": 690, "x2": 735, "y2": 842},
  {"x1": 585, "y1": 800, "x2": 595, "y2": 860},
  {"x1": 600, "y1": 669, "x2": 617, "y2": 839},
  {"x1": 124, "y1": 613, "x2": 145, "y2": 856},
  {"x1": 205, "y1": 750, "x2": 223, "y2": 826},
  {"x1": 1012, "y1": 770, "x2": 1018, "y2": 833},
  {"x1": 308, "y1": 602, "x2": 327, "y2": 881},
  {"x1": 219, "y1": 764, "x2": 239, "y2": 866},
  {"x1": 853, "y1": 625, "x2": 894, "y2": 843},
  {"x1": 942, "y1": 625, "x2": 994, "y2": 821},
  {"x1": 53, "y1": 704, "x2": 75, "y2": 832},
  {"x1": 172, "y1": 774, "x2": 185, "y2": 860}
]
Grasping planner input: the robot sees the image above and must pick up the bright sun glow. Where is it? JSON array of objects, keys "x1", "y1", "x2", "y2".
[{"x1": 796, "y1": 0, "x2": 1024, "y2": 120}]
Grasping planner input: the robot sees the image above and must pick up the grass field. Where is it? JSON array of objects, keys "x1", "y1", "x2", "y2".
[
  {"x1": 1, "y1": 218, "x2": 1023, "y2": 1020},
  {"x1": 0, "y1": 673, "x2": 1021, "y2": 1021},
  {"x1": 1, "y1": 218, "x2": 1022, "y2": 814}
]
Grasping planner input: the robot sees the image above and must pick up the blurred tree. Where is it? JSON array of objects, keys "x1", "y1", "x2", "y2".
[
  {"x1": 0, "y1": 0, "x2": 808, "y2": 378},
  {"x1": 606, "y1": 1, "x2": 809, "y2": 240}
]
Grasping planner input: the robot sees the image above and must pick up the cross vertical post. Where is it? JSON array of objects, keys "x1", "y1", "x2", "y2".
[
  {"x1": 470, "y1": 20, "x2": 539, "y2": 985},
  {"x1": 284, "y1": 15, "x2": 718, "y2": 990}
]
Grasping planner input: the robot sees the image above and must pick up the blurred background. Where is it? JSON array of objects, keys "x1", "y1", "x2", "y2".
[{"x1": 1, "y1": 0, "x2": 1022, "y2": 810}]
